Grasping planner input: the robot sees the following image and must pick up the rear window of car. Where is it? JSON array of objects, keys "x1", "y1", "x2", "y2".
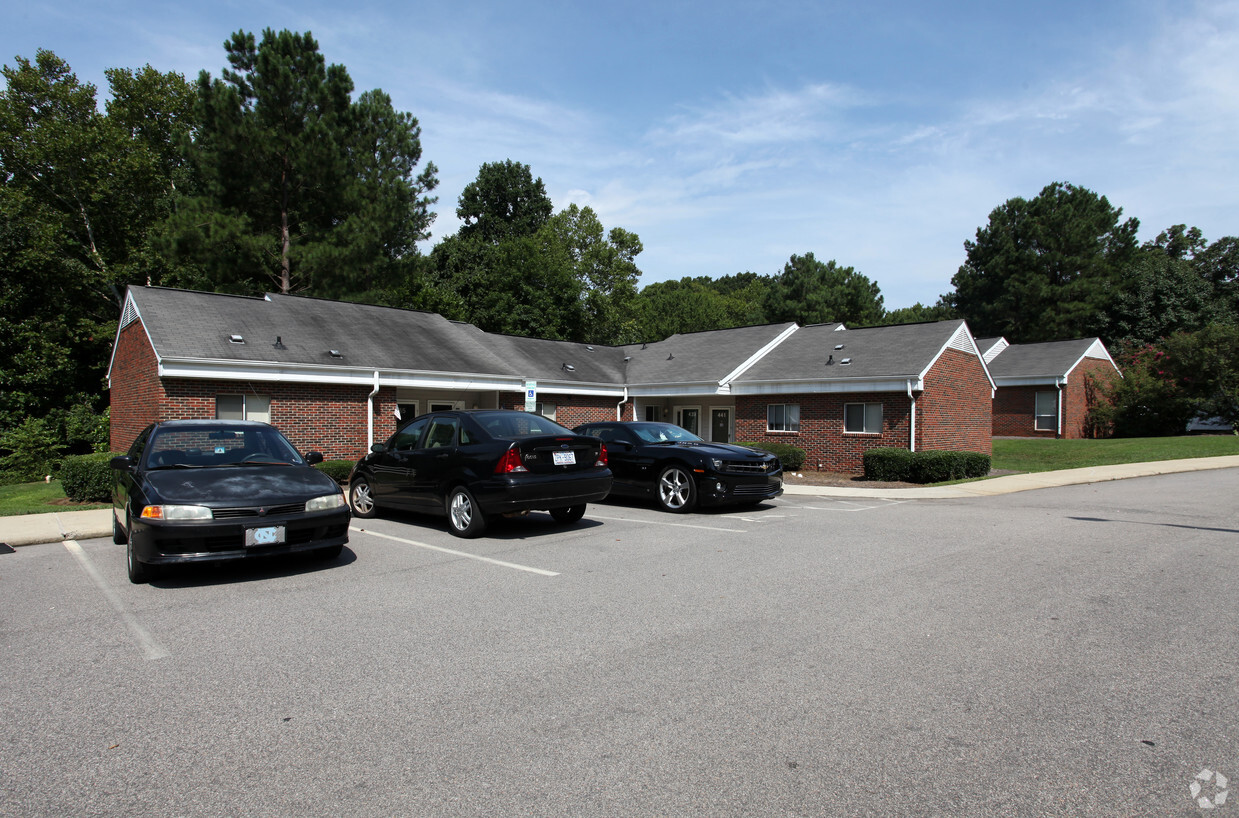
[{"x1": 474, "y1": 412, "x2": 574, "y2": 438}]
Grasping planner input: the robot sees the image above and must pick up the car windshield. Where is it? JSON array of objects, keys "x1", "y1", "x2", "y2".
[
  {"x1": 144, "y1": 425, "x2": 303, "y2": 468},
  {"x1": 474, "y1": 411, "x2": 574, "y2": 439},
  {"x1": 631, "y1": 423, "x2": 704, "y2": 443}
]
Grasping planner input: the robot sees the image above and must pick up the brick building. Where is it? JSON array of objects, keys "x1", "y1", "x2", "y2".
[
  {"x1": 980, "y1": 337, "x2": 1119, "y2": 439},
  {"x1": 108, "y1": 287, "x2": 1000, "y2": 471}
]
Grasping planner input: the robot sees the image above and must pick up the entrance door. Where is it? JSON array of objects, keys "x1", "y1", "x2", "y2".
[
  {"x1": 710, "y1": 409, "x2": 731, "y2": 443},
  {"x1": 675, "y1": 407, "x2": 700, "y2": 436}
]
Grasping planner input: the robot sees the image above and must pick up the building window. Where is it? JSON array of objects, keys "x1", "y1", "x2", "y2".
[
  {"x1": 216, "y1": 394, "x2": 270, "y2": 423},
  {"x1": 844, "y1": 403, "x2": 882, "y2": 434},
  {"x1": 1035, "y1": 391, "x2": 1058, "y2": 432},
  {"x1": 644, "y1": 405, "x2": 661, "y2": 422},
  {"x1": 767, "y1": 404, "x2": 800, "y2": 433},
  {"x1": 535, "y1": 402, "x2": 557, "y2": 420}
]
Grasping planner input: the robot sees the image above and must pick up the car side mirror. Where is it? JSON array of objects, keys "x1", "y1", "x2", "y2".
[
  {"x1": 110, "y1": 455, "x2": 134, "y2": 471},
  {"x1": 303, "y1": 451, "x2": 324, "y2": 465},
  {"x1": 616, "y1": 440, "x2": 635, "y2": 451},
  {"x1": 370, "y1": 443, "x2": 385, "y2": 453}
]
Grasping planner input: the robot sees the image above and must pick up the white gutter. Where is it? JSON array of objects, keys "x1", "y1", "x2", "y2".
[
  {"x1": 367, "y1": 371, "x2": 380, "y2": 448},
  {"x1": 907, "y1": 380, "x2": 917, "y2": 452}
]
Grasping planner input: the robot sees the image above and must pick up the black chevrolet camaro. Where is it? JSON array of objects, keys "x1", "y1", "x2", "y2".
[
  {"x1": 573, "y1": 421, "x2": 783, "y2": 513},
  {"x1": 347, "y1": 410, "x2": 612, "y2": 537},
  {"x1": 110, "y1": 420, "x2": 350, "y2": 583}
]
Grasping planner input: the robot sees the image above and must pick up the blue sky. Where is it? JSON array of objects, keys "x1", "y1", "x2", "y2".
[{"x1": 4, "y1": 0, "x2": 1237, "y2": 308}]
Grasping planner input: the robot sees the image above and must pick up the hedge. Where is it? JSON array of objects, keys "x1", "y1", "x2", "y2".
[
  {"x1": 736, "y1": 441, "x2": 806, "y2": 471},
  {"x1": 315, "y1": 459, "x2": 355, "y2": 484},
  {"x1": 60, "y1": 452, "x2": 116, "y2": 503},
  {"x1": 863, "y1": 448, "x2": 991, "y2": 484}
]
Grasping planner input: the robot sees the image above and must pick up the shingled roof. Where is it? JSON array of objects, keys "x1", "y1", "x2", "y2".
[
  {"x1": 109, "y1": 286, "x2": 998, "y2": 397},
  {"x1": 734, "y1": 320, "x2": 989, "y2": 392},
  {"x1": 986, "y1": 338, "x2": 1116, "y2": 384}
]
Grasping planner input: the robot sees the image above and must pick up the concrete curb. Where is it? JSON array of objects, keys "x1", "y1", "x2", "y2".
[{"x1": 2, "y1": 455, "x2": 1237, "y2": 547}]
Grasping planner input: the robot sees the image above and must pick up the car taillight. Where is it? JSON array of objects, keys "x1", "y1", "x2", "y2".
[
  {"x1": 494, "y1": 447, "x2": 529, "y2": 475},
  {"x1": 596, "y1": 443, "x2": 608, "y2": 468}
]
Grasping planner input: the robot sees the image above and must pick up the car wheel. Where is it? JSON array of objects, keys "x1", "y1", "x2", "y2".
[
  {"x1": 549, "y1": 504, "x2": 586, "y2": 524},
  {"x1": 314, "y1": 544, "x2": 343, "y2": 561},
  {"x1": 349, "y1": 479, "x2": 377, "y2": 518},
  {"x1": 657, "y1": 465, "x2": 698, "y2": 513},
  {"x1": 112, "y1": 512, "x2": 128, "y2": 545},
  {"x1": 446, "y1": 485, "x2": 487, "y2": 538},
  {"x1": 127, "y1": 540, "x2": 156, "y2": 584}
]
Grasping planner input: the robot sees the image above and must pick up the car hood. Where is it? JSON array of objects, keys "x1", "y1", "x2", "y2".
[
  {"x1": 659, "y1": 441, "x2": 777, "y2": 461},
  {"x1": 143, "y1": 465, "x2": 342, "y2": 507}
]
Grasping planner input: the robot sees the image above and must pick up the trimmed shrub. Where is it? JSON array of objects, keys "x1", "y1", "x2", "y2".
[
  {"x1": 863, "y1": 448, "x2": 915, "y2": 481},
  {"x1": 960, "y1": 451, "x2": 992, "y2": 479},
  {"x1": 315, "y1": 459, "x2": 355, "y2": 484},
  {"x1": 60, "y1": 452, "x2": 116, "y2": 503},
  {"x1": 863, "y1": 448, "x2": 991, "y2": 483},
  {"x1": 736, "y1": 441, "x2": 806, "y2": 471},
  {"x1": 907, "y1": 450, "x2": 966, "y2": 484}
]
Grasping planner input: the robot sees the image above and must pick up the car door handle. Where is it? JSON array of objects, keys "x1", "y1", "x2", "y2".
[{"x1": 435, "y1": 453, "x2": 449, "y2": 460}]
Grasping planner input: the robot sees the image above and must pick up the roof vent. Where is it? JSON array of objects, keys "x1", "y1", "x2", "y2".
[
  {"x1": 667, "y1": 353, "x2": 674, "y2": 360},
  {"x1": 834, "y1": 344, "x2": 845, "y2": 350},
  {"x1": 562, "y1": 363, "x2": 575, "y2": 372},
  {"x1": 826, "y1": 355, "x2": 834, "y2": 365},
  {"x1": 228, "y1": 334, "x2": 245, "y2": 344},
  {"x1": 329, "y1": 349, "x2": 344, "y2": 358},
  {"x1": 273, "y1": 336, "x2": 286, "y2": 350},
  {"x1": 840, "y1": 358, "x2": 852, "y2": 365},
  {"x1": 585, "y1": 346, "x2": 594, "y2": 352}
]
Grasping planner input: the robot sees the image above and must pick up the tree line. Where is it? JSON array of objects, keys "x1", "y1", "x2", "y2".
[{"x1": 2, "y1": 30, "x2": 1236, "y2": 469}]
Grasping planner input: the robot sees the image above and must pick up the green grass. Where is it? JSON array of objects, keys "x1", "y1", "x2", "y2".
[
  {"x1": 0, "y1": 480, "x2": 110, "y2": 516},
  {"x1": 993, "y1": 435, "x2": 1239, "y2": 473}
]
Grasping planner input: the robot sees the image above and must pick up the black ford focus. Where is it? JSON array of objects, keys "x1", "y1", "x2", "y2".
[
  {"x1": 573, "y1": 421, "x2": 783, "y2": 513},
  {"x1": 347, "y1": 409, "x2": 612, "y2": 537},
  {"x1": 110, "y1": 420, "x2": 350, "y2": 583}
]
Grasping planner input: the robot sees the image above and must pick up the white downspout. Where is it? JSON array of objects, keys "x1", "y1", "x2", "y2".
[
  {"x1": 367, "y1": 371, "x2": 380, "y2": 449},
  {"x1": 1057, "y1": 378, "x2": 1064, "y2": 438},
  {"x1": 617, "y1": 388, "x2": 628, "y2": 421},
  {"x1": 907, "y1": 380, "x2": 917, "y2": 452}
]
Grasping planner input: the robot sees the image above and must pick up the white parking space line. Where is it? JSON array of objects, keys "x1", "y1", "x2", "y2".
[
  {"x1": 62, "y1": 540, "x2": 170, "y2": 661},
  {"x1": 588, "y1": 514, "x2": 746, "y2": 533},
  {"x1": 352, "y1": 527, "x2": 560, "y2": 576}
]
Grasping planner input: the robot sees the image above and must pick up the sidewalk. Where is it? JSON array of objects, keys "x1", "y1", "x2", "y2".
[{"x1": 3, "y1": 455, "x2": 1238, "y2": 547}]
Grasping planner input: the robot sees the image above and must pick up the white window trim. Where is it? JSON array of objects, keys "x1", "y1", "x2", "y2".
[
  {"x1": 1034, "y1": 391, "x2": 1058, "y2": 432},
  {"x1": 843, "y1": 402, "x2": 883, "y2": 435},
  {"x1": 766, "y1": 403, "x2": 801, "y2": 433}
]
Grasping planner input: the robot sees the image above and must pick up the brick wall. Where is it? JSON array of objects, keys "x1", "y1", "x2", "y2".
[
  {"x1": 918, "y1": 348, "x2": 993, "y2": 454},
  {"x1": 496, "y1": 392, "x2": 621, "y2": 427},
  {"x1": 735, "y1": 392, "x2": 913, "y2": 473},
  {"x1": 994, "y1": 358, "x2": 1117, "y2": 439},
  {"x1": 162, "y1": 380, "x2": 376, "y2": 461},
  {"x1": 734, "y1": 349, "x2": 992, "y2": 472},
  {"x1": 108, "y1": 322, "x2": 166, "y2": 452}
]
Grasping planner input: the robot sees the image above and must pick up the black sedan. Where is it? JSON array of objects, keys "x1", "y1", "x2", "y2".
[
  {"x1": 110, "y1": 420, "x2": 350, "y2": 583},
  {"x1": 347, "y1": 410, "x2": 612, "y2": 538},
  {"x1": 573, "y1": 421, "x2": 783, "y2": 513}
]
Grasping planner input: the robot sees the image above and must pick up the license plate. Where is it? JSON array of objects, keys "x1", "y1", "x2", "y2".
[
  {"x1": 552, "y1": 450, "x2": 576, "y2": 466},
  {"x1": 245, "y1": 526, "x2": 285, "y2": 546}
]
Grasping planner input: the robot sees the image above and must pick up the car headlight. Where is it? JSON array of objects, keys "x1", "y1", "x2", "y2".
[
  {"x1": 710, "y1": 458, "x2": 723, "y2": 470},
  {"x1": 141, "y1": 505, "x2": 212, "y2": 521},
  {"x1": 306, "y1": 492, "x2": 347, "y2": 512}
]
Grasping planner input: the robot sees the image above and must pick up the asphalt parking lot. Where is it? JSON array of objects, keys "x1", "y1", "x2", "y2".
[{"x1": 3, "y1": 470, "x2": 1238, "y2": 816}]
